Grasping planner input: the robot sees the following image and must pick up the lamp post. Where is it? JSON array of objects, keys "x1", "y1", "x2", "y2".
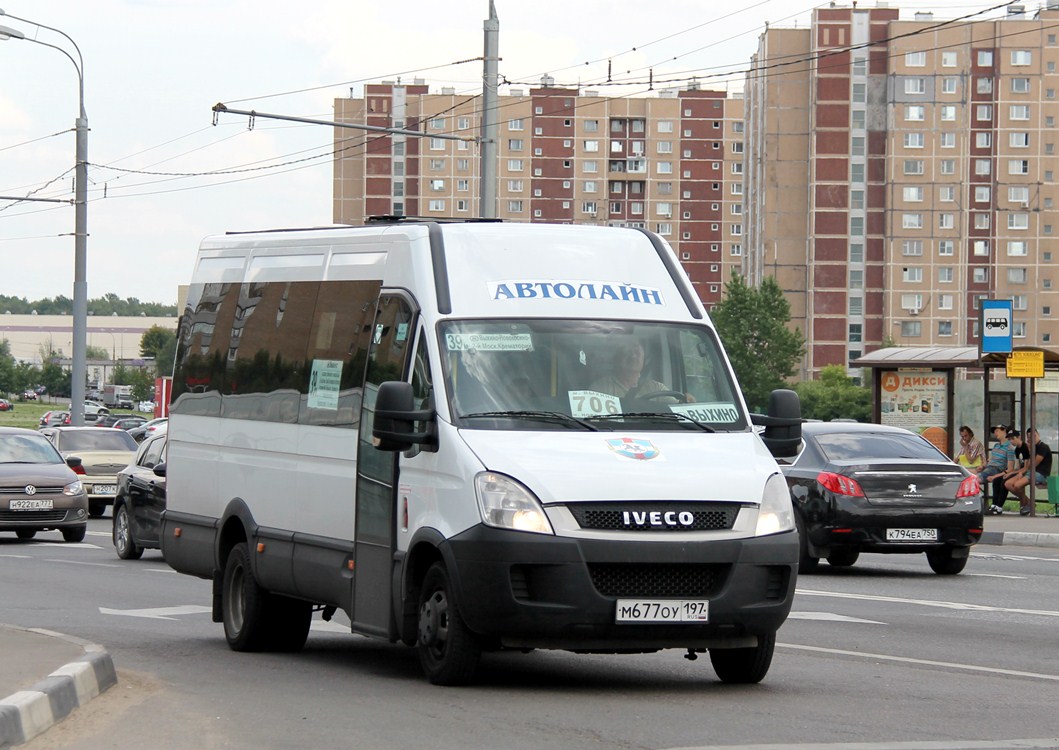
[{"x1": 0, "y1": 9, "x2": 89, "y2": 426}]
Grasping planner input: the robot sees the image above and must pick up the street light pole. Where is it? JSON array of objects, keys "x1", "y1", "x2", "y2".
[{"x1": 0, "y1": 9, "x2": 89, "y2": 425}]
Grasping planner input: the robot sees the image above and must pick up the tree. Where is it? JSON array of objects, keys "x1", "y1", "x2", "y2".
[
  {"x1": 793, "y1": 365, "x2": 872, "y2": 422},
  {"x1": 710, "y1": 273, "x2": 805, "y2": 412},
  {"x1": 85, "y1": 344, "x2": 110, "y2": 360},
  {"x1": 0, "y1": 340, "x2": 15, "y2": 395},
  {"x1": 128, "y1": 368, "x2": 155, "y2": 403},
  {"x1": 140, "y1": 325, "x2": 177, "y2": 378}
]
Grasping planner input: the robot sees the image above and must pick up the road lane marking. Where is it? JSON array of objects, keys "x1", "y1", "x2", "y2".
[
  {"x1": 973, "y1": 551, "x2": 1059, "y2": 563},
  {"x1": 666, "y1": 737, "x2": 1059, "y2": 749},
  {"x1": 778, "y1": 643, "x2": 1059, "y2": 683},
  {"x1": 966, "y1": 573, "x2": 1026, "y2": 579},
  {"x1": 45, "y1": 558, "x2": 122, "y2": 568},
  {"x1": 99, "y1": 605, "x2": 212, "y2": 620},
  {"x1": 797, "y1": 589, "x2": 1059, "y2": 618},
  {"x1": 787, "y1": 612, "x2": 885, "y2": 624}
]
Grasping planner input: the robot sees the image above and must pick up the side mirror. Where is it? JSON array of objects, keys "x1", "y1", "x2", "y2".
[
  {"x1": 372, "y1": 381, "x2": 436, "y2": 452},
  {"x1": 751, "y1": 388, "x2": 802, "y2": 458},
  {"x1": 65, "y1": 456, "x2": 83, "y2": 470},
  {"x1": 153, "y1": 462, "x2": 167, "y2": 478}
]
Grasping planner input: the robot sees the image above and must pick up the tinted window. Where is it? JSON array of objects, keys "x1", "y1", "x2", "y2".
[
  {"x1": 815, "y1": 431, "x2": 947, "y2": 462},
  {"x1": 58, "y1": 430, "x2": 137, "y2": 452},
  {"x1": 0, "y1": 434, "x2": 64, "y2": 464}
]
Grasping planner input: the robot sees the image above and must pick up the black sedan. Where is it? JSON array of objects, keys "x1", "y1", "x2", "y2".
[
  {"x1": 781, "y1": 422, "x2": 983, "y2": 575},
  {"x1": 112, "y1": 432, "x2": 166, "y2": 559}
]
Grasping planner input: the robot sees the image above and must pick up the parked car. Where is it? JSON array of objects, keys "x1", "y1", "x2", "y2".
[
  {"x1": 38, "y1": 426, "x2": 138, "y2": 518},
  {"x1": 40, "y1": 411, "x2": 71, "y2": 428},
  {"x1": 0, "y1": 399, "x2": 14, "y2": 412},
  {"x1": 113, "y1": 416, "x2": 148, "y2": 431},
  {"x1": 22, "y1": 390, "x2": 37, "y2": 401},
  {"x1": 68, "y1": 401, "x2": 110, "y2": 420},
  {"x1": 0, "y1": 426, "x2": 88, "y2": 543},
  {"x1": 127, "y1": 417, "x2": 167, "y2": 443},
  {"x1": 113, "y1": 432, "x2": 166, "y2": 559},
  {"x1": 136, "y1": 400, "x2": 155, "y2": 413},
  {"x1": 781, "y1": 421, "x2": 982, "y2": 575}
]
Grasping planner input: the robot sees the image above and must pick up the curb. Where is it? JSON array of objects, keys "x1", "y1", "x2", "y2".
[
  {"x1": 0, "y1": 627, "x2": 116, "y2": 748},
  {"x1": 980, "y1": 530, "x2": 1059, "y2": 548}
]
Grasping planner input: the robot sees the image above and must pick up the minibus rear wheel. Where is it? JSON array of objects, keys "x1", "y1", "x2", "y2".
[
  {"x1": 709, "y1": 631, "x2": 776, "y2": 684},
  {"x1": 222, "y1": 542, "x2": 271, "y2": 651},
  {"x1": 416, "y1": 562, "x2": 481, "y2": 685}
]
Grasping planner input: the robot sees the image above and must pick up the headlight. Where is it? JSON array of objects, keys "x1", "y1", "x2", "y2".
[
  {"x1": 755, "y1": 473, "x2": 795, "y2": 536},
  {"x1": 474, "y1": 472, "x2": 553, "y2": 535},
  {"x1": 63, "y1": 479, "x2": 84, "y2": 496}
]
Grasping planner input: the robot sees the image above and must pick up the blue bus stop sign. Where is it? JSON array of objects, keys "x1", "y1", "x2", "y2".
[{"x1": 980, "y1": 299, "x2": 1013, "y2": 354}]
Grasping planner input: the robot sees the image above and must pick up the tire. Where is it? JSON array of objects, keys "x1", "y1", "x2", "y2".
[
  {"x1": 62, "y1": 525, "x2": 87, "y2": 543},
  {"x1": 222, "y1": 543, "x2": 272, "y2": 651},
  {"x1": 709, "y1": 631, "x2": 777, "y2": 684},
  {"x1": 88, "y1": 502, "x2": 106, "y2": 519},
  {"x1": 113, "y1": 504, "x2": 143, "y2": 560},
  {"x1": 267, "y1": 595, "x2": 312, "y2": 653},
  {"x1": 926, "y1": 546, "x2": 968, "y2": 575},
  {"x1": 826, "y1": 548, "x2": 860, "y2": 568},
  {"x1": 796, "y1": 513, "x2": 819, "y2": 573},
  {"x1": 417, "y1": 562, "x2": 481, "y2": 685},
  {"x1": 15, "y1": 529, "x2": 37, "y2": 540}
]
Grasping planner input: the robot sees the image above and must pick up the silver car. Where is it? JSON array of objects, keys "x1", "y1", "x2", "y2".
[
  {"x1": 39, "y1": 427, "x2": 138, "y2": 518},
  {"x1": 0, "y1": 427, "x2": 88, "y2": 542}
]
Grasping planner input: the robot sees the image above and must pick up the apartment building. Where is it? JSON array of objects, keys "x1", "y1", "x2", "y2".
[
  {"x1": 745, "y1": 3, "x2": 1059, "y2": 379},
  {"x1": 332, "y1": 81, "x2": 746, "y2": 305}
]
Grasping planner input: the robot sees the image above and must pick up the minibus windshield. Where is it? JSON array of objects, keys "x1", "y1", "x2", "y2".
[{"x1": 438, "y1": 319, "x2": 747, "y2": 432}]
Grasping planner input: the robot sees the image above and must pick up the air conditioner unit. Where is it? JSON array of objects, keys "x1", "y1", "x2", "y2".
[{"x1": 908, "y1": 308, "x2": 920, "y2": 316}]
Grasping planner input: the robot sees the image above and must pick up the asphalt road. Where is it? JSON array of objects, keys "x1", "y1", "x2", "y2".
[{"x1": 3, "y1": 518, "x2": 1058, "y2": 750}]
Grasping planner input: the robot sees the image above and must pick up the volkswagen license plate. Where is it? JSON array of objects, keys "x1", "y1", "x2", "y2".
[
  {"x1": 10, "y1": 498, "x2": 54, "y2": 511},
  {"x1": 92, "y1": 485, "x2": 117, "y2": 496},
  {"x1": 615, "y1": 599, "x2": 709, "y2": 623},
  {"x1": 886, "y1": 528, "x2": 937, "y2": 542}
]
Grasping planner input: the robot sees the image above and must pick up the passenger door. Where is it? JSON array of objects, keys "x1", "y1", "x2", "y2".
[{"x1": 353, "y1": 293, "x2": 416, "y2": 638}]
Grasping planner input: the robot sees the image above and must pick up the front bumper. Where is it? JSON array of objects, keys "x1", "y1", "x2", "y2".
[{"x1": 442, "y1": 525, "x2": 798, "y2": 651}]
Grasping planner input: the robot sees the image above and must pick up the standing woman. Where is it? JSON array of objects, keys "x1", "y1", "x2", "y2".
[{"x1": 956, "y1": 425, "x2": 985, "y2": 471}]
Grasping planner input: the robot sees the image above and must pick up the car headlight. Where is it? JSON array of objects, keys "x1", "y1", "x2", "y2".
[
  {"x1": 63, "y1": 479, "x2": 84, "y2": 496},
  {"x1": 475, "y1": 472, "x2": 554, "y2": 535},
  {"x1": 755, "y1": 473, "x2": 795, "y2": 537}
]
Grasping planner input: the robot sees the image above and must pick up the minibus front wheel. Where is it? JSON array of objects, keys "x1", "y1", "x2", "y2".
[{"x1": 417, "y1": 562, "x2": 481, "y2": 685}]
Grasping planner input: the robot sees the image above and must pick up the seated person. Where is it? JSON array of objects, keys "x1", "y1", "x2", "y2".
[
  {"x1": 591, "y1": 339, "x2": 682, "y2": 404},
  {"x1": 1004, "y1": 428, "x2": 1053, "y2": 516}
]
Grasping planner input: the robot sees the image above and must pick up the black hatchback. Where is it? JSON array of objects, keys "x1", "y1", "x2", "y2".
[{"x1": 780, "y1": 422, "x2": 983, "y2": 575}]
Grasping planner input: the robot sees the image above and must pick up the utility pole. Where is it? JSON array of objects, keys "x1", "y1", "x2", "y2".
[{"x1": 480, "y1": 1, "x2": 499, "y2": 219}]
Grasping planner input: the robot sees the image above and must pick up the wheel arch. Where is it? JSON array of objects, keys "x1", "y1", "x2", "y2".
[{"x1": 396, "y1": 528, "x2": 449, "y2": 645}]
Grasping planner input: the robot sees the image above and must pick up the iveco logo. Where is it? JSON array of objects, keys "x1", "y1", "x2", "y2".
[
  {"x1": 622, "y1": 511, "x2": 695, "y2": 527},
  {"x1": 24, "y1": 485, "x2": 37, "y2": 496}
]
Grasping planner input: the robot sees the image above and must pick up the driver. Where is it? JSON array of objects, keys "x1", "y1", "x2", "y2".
[{"x1": 591, "y1": 339, "x2": 681, "y2": 404}]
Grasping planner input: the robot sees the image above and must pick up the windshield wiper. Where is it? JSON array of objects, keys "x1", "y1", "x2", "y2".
[
  {"x1": 586, "y1": 412, "x2": 716, "y2": 432},
  {"x1": 460, "y1": 410, "x2": 600, "y2": 431}
]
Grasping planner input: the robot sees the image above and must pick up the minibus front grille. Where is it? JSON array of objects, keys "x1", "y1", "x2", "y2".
[
  {"x1": 588, "y1": 563, "x2": 729, "y2": 598},
  {"x1": 566, "y1": 502, "x2": 740, "y2": 532}
]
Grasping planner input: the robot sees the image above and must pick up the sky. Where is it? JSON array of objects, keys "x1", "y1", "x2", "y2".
[{"x1": 0, "y1": 0, "x2": 1019, "y2": 306}]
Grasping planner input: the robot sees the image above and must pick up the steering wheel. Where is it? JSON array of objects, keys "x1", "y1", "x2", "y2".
[{"x1": 639, "y1": 390, "x2": 686, "y2": 401}]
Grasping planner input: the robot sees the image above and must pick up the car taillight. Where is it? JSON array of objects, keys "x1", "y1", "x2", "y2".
[
  {"x1": 817, "y1": 471, "x2": 865, "y2": 497},
  {"x1": 71, "y1": 463, "x2": 86, "y2": 475},
  {"x1": 956, "y1": 474, "x2": 980, "y2": 498}
]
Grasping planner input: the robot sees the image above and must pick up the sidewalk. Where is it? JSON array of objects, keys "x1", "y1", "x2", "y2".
[
  {"x1": 980, "y1": 509, "x2": 1059, "y2": 548},
  {"x1": 0, "y1": 625, "x2": 115, "y2": 748}
]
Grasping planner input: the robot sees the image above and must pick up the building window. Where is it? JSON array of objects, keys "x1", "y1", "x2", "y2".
[
  {"x1": 940, "y1": 186, "x2": 955, "y2": 202},
  {"x1": 657, "y1": 162, "x2": 673, "y2": 174},
  {"x1": 940, "y1": 105, "x2": 956, "y2": 121},
  {"x1": 457, "y1": 199, "x2": 468, "y2": 212},
  {"x1": 509, "y1": 118, "x2": 524, "y2": 130},
  {"x1": 976, "y1": 132, "x2": 992, "y2": 149},
  {"x1": 1009, "y1": 160, "x2": 1030, "y2": 175},
  {"x1": 656, "y1": 141, "x2": 672, "y2": 154},
  {"x1": 940, "y1": 159, "x2": 956, "y2": 175},
  {"x1": 851, "y1": 217, "x2": 864, "y2": 236},
  {"x1": 583, "y1": 160, "x2": 598, "y2": 173},
  {"x1": 850, "y1": 270, "x2": 863, "y2": 289},
  {"x1": 939, "y1": 292, "x2": 954, "y2": 308},
  {"x1": 939, "y1": 268, "x2": 954, "y2": 283},
  {"x1": 942, "y1": 51, "x2": 957, "y2": 67},
  {"x1": 904, "y1": 133, "x2": 924, "y2": 148},
  {"x1": 977, "y1": 50, "x2": 993, "y2": 66},
  {"x1": 1011, "y1": 132, "x2": 1030, "y2": 148},
  {"x1": 631, "y1": 202, "x2": 643, "y2": 215},
  {"x1": 903, "y1": 160, "x2": 924, "y2": 175},
  {"x1": 977, "y1": 77, "x2": 993, "y2": 94},
  {"x1": 583, "y1": 140, "x2": 599, "y2": 152},
  {"x1": 508, "y1": 200, "x2": 523, "y2": 213},
  {"x1": 905, "y1": 51, "x2": 926, "y2": 67},
  {"x1": 731, "y1": 244, "x2": 743, "y2": 256},
  {"x1": 902, "y1": 293, "x2": 924, "y2": 311},
  {"x1": 976, "y1": 104, "x2": 993, "y2": 121},
  {"x1": 457, "y1": 158, "x2": 470, "y2": 171},
  {"x1": 853, "y1": 83, "x2": 866, "y2": 102},
  {"x1": 940, "y1": 132, "x2": 956, "y2": 149},
  {"x1": 656, "y1": 222, "x2": 672, "y2": 236},
  {"x1": 973, "y1": 240, "x2": 990, "y2": 256},
  {"x1": 903, "y1": 186, "x2": 923, "y2": 202},
  {"x1": 973, "y1": 267, "x2": 989, "y2": 283},
  {"x1": 429, "y1": 138, "x2": 446, "y2": 150},
  {"x1": 1013, "y1": 295, "x2": 1028, "y2": 311},
  {"x1": 507, "y1": 179, "x2": 523, "y2": 192},
  {"x1": 1008, "y1": 268, "x2": 1028, "y2": 284},
  {"x1": 903, "y1": 267, "x2": 923, "y2": 282},
  {"x1": 901, "y1": 321, "x2": 922, "y2": 337},
  {"x1": 902, "y1": 213, "x2": 923, "y2": 229},
  {"x1": 850, "y1": 242, "x2": 863, "y2": 262},
  {"x1": 974, "y1": 213, "x2": 991, "y2": 229},
  {"x1": 507, "y1": 159, "x2": 523, "y2": 171},
  {"x1": 902, "y1": 240, "x2": 923, "y2": 256},
  {"x1": 848, "y1": 323, "x2": 862, "y2": 343},
  {"x1": 851, "y1": 136, "x2": 865, "y2": 155},
  {"x1": 938, "y1": 240, "x2": 954, "y2": 256},
  {"x1": 1011, "y1": 50, "x2": 1032, "y2": 66},
  {"x1": 582, "y1": 201, "x2": 597, "y2": 215},
  {"x1": 938, "y1": 321, "x2": 953, "y2": 336},
  {"x1": 428, "y1": 199, "x2": 445, "y2": 212},
  {"x1": 430, "y1": 179, "x2": 445, "y2": 191},
  {"x1": 975, "y1": 159, "x2": 991, "y2": 176},
  {"x1": 974, "y1": 185, "x2": 990, "y2": 203},
  {"x1": 1012, "y1": 77, "x2": 1031, "y2": 94},
  {"x1": 849, "y1": 295, "x2": 863, "y2": 315},
  {"x1": 905, "y1": 105, "x2": 925, "y2": 121},
  {"x1": 429, "y1": 159, "x2": 445, "y2": 170},
  {"x1": 942, "y1": 77, "x2": 958, "y2": 94},
  {"x1": 583, "y1": 180, "x2": 597, "y2": 193},
  {"x1": 904, "y1": 78, "x2": 926, "y2": 95},
  {"x1": 850, "y1": 190, "x2": 864, "y2": 209}
]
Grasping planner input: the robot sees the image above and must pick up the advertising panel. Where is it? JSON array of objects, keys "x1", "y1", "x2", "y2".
[{"x1": 880, "y1": 369, "x2": 949, "y2": 454}]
